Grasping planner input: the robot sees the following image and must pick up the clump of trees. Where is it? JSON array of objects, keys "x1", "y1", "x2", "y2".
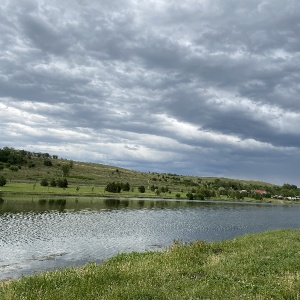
[
  {"x1": 105, "y1": 182, "x2": 130, "y2": 193},
  {"x1": 40, "y1": 178, "x2": 68, "y2": 188},
  {"x1": 0, "y1": 147, "x2": 59, "y2": 166},
  {"x1": 0, "y1": 147, "x2": 60, "y2": 171}
]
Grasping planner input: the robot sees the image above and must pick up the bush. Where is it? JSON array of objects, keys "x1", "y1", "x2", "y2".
[
  {"x1": 138, "y1": 185, "x2": 146, "y2": 193},
  {"x1": 122, "y1": 182, "x2": 130, "y2": 191},
  {"x1": 186, "y1": 193, "x2": 194, "y2": 200},
  {"x1": 50, "y1": 179, "x2": 57, "y2": 187},
  {"x1": 56, "y1": 178, "x2": 68, "y2": 188},
  {"x1": 0, "y1": 176, "x2": 6, "y2": 186},
  {"x1": 44, "y1": 160, "x2": 52, "y2": 166},
  {"x1": 40, "y1": 178, "x2": 49, "y2": 187},
  {"x1": 28, "y1": 162, "x2": 36, "y2": 168},
  {"x1": 105, "y1": 182, "x2": 121, "y2": 193}
]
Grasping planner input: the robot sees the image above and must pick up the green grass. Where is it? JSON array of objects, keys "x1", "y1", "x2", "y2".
[{"x1": 1, "y1": 229, "x2": 300, "y2": 299}]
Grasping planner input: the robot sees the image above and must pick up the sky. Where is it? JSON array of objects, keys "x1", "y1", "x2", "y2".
[{"x1": 1, "y1": 0, "x2": 300, "y2": 186}]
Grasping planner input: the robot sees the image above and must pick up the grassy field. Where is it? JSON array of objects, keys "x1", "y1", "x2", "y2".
[{"x1": 1, "y1": 229, "x2": 300, "y2": 299}]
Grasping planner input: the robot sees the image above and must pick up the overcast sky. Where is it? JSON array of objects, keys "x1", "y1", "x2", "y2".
[{"x1": 1, "y1": 0, "x2": 300, "y2": 185}]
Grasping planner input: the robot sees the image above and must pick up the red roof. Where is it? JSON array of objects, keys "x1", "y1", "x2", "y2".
[{"x1": 255, "y1": 190, "x2": 267, "y2": 194}]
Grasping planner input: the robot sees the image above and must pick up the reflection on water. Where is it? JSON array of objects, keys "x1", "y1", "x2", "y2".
[{"x1": 1, "y1": 197, "x2": 300, "y2": 280}]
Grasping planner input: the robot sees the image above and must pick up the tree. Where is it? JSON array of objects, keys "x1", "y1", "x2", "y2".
[
  {"x1": 44, "y1": 160, "x2": 52, "y2": 166},
  {"x1": 0, "y1": 176, "x2": 6, "y2": 186},
  {"x1": 122, "y1": 182, "x2": 130, "y2": 191},
  {"x1": 105, "y1": 182, "x2": 121, "y2": 193},
  {"x1": 50, "y1": 179, "x2": 57, "y2": 187},
  {"x1": 186, "y1": 193, "x2": 194, "y2": 200},
  {"x1": 56, "y1": 178, "x2": 68, "y2": 188},
  {"x1": 40, "y1": 178, "x2": 49, "y2": 186},
  {"x1": 61, "y1": 164, "x2": 70, "y2": 177},
  {"x1": 138, "y1": 185, "x2": 145, "y2": 193}
]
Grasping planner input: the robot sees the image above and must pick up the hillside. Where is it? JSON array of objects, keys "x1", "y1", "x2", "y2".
[{"x1": 0, "y1": 147, "x2": 298, "y2": 200}]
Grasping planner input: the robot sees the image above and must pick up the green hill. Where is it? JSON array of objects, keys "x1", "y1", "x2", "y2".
[{"x1": 0, "y1": 147, "x2": 298, "y2": 201}]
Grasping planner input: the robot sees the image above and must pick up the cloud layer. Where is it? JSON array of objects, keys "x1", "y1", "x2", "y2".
[{"x1": 1, "y1": 0, "x2": 300, "y2": 185}]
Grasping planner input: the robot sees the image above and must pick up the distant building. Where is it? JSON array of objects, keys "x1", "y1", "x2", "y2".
[{"x1": 255, "y1": 190, "x2": 267, "y2": 195}]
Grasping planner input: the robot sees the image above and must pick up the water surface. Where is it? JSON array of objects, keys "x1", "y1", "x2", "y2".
[{"x1": 1, "y1": 197, "x2": 300, "y2": 280}]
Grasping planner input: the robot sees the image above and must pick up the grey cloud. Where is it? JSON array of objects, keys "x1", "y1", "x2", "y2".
[{"x1": 1, "y1": 0, "x2": 300, "y2": 185}]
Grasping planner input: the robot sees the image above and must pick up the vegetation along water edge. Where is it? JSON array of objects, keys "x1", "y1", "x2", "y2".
[{"x1": 1, "y1": 229, "x2": 300, "y2": 299}]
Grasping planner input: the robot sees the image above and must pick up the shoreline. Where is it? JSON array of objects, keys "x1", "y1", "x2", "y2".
[
  {"x1": 1, "y1": 191, "x2": 299, "y2": 205},
  {"x1": 1, "y1": 229, "x2": 300, "y2": 299}
]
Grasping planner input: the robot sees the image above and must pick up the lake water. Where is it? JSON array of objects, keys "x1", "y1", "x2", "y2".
[{"x1": 1, "y1": 197, "x2": 300, "y2": 280}]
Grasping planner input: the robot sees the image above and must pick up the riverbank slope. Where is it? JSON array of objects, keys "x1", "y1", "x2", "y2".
[{"x1": 1, "y1": 229, "x2": 299, "y2": 299}]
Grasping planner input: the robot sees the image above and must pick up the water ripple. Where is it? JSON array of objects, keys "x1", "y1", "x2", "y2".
[{"x1": 1, "y1": 201, "x2": 300, "y2": 280}]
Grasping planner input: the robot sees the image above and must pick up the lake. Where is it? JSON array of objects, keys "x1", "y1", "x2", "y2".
[{"x1": 1, "y1": 197, "x2": 300, "y2": 280}]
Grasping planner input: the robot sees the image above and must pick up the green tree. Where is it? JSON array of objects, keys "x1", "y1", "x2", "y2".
[
  {"x1": 44, "y1": 160, "x2": 52, "y2": 166},
  {"x1": 0, "y1": 176, "x2": 6, "y2": 186},
  {"x1": 105, "y1": 182, "x2": 121, "y2": 193},
  {"x1": 40, "y1": 178, "x2": 49, "y2": 187},
  {"x1": 61, "y1": 164, "x2": 70, "y2": 177},
  {"x1": 186, "y1": 193, "x2": 194, "y2": 200},
  {"x1": 122, "y1": 182, "x2": 131, "y2": 191},
  {"x1": 69, "y1": 160, "x2": 74, "y2": 168},
  {"x1": 56, "y1": 178, "x2": 68, "y2": 188},
  {"x1": 50, "y1": 179, "x2": 57, "y2": 187},
  {"x1": 138, "y1": 185, "x2": 146, "y2": 193}
]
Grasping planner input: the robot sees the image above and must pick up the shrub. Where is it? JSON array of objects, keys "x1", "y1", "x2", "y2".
[
  {"x1": 40, "y1": 178, "x2": 49, "y2": 187},
  {"x1": 138, "y1": 185, "x2": 145, "y2": 193},
  {"x1": 44, "y1": 160, "x2": 52, "y2": 166},
  {"x1": 105, "y1": 182, "x2": 121, "y2": 193},
  {"x1": 0, "y1": 176, "x2": 6, "y2": 186},
  {"x1": 56, "y1": 178, "x2": 68, "y2": 188},
  {"x1": 186, "y1": 193, "x2": 194, "y2": 200},
  {"x1": 50, "y1": 179, "x2": 57, "y2": 187},
  {"x1": 122, "y1": 182, "x2": 130, "y2": 191}
]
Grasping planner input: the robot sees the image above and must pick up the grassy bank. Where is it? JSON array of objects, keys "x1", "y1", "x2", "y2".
[{"x1": 1, "y1": 229, "x2": 300, "y2": 299}]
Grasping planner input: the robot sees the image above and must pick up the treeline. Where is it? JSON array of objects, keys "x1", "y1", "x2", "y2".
[
  {"x1": 105, "y1": 182, "x2": 130, "y2": 193},
  {"x1": 105, "y1": 182, "x2": 146, "y2": 193},
  {"x1": 0, "y1": 147, "x2": 58, "y2": 167},
  {"x1": 40, "y1": 178, "x2": 68, "y2": 188}
]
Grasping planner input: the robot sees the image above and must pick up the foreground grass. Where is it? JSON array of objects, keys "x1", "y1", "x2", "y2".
[{"x1": 1, "y1": 229, "x2": 300, "y2": 299}]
